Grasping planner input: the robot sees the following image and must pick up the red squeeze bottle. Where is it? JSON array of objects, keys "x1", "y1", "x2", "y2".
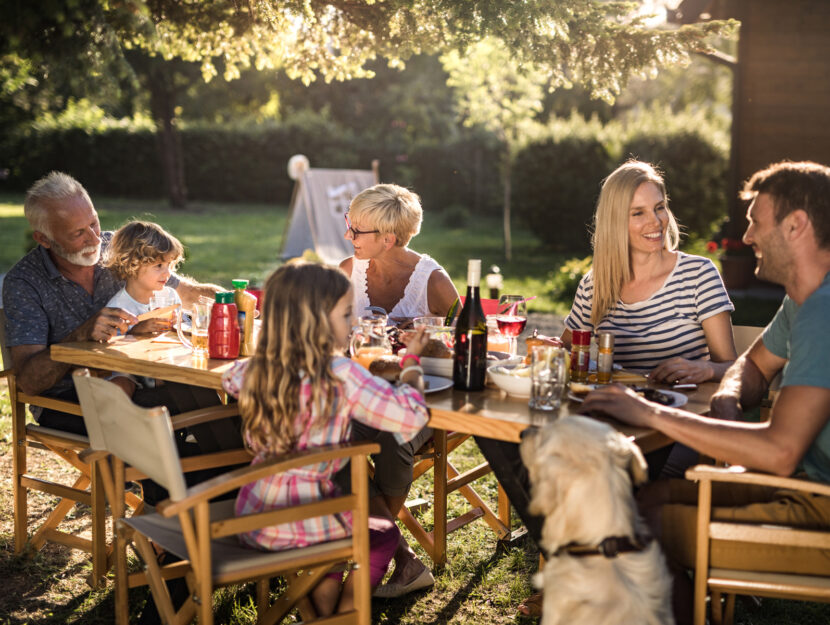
[{"x1": 208, "y1": 291, "x2": 240, "y2": 359}]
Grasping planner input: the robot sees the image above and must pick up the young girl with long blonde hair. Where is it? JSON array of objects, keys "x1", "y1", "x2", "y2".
[{"x1": 221, "y1": 261, "x2": 430, "y2": 615}]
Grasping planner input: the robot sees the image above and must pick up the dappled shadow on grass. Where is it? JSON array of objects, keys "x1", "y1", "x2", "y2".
[
  {"x1": 372, "y1": 539, "x2": 538, "y2": 625},
  {"x1": 0, "y1": 544, "x2": 114, "y2": 624}
]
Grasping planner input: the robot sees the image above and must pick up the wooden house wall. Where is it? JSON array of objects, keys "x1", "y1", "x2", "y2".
[{"x1": 732, "y1": 0, "x2": 830, "y2": 191}]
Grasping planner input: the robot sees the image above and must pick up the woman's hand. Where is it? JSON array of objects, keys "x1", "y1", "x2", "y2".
[
  {"x1": 581, "y1": 384, "x2": 656, "y2": 428},
  {"x1": 649, "y1": 357, "x2": 714, "y2": 384},
  {"x1": 403, "y1": 328, "x2": 429, "y2": 358}
]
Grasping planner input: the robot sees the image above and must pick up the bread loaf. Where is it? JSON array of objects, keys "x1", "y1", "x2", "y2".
[{"x1": 369, "y1": 355, "x2": 402, "y2": 381}]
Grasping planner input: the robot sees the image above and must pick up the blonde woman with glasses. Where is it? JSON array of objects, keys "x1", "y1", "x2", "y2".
[
  {"x1": 340, "y1": 183, "x2": 458, "y2": 322},
  {"x1": 339, "y1": 183, "x2": 458, "y2": 598}
]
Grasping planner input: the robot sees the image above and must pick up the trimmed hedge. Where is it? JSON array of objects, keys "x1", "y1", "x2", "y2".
[
  {"x1": 512, "y1": 129, "x2": 727, "y2": 253},
  {"x1": 0, "y1": 124, "x2": 503, "y2": 215},
  {"x1": 512, "y1": 136, "x2": 613, "y2": 254},
  {"x1": 621, "y1": 132, "x2": 727, "y2": 240},
  {"x1": 1, "y1": 122, "x2": 726, "y2": 247}
]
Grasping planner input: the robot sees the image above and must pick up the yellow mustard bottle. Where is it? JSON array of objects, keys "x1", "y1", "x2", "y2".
[{"x1": 231, "y1": 278, "x2": 257, "y2": 356}]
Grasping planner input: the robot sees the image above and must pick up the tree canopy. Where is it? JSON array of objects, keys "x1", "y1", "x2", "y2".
[{"x1": 2, "y1": 0, "x2": 734, "y2": 104}]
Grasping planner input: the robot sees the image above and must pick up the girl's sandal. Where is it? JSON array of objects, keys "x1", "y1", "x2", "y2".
[{"x1": 517, "y1": 592, "x2": 544, "y2": 618}]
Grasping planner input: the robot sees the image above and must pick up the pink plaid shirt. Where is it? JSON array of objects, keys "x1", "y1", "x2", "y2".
[{"x1": 222, "y1": 356, "x2": 429, "y2": 551}]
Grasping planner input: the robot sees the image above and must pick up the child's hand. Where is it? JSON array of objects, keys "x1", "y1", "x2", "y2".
[
  {"x1": 403, "y1": 328, "x2": 429, "y2": 357},
  {"x1": 129, "y1": 318, "x2": 172, "y2": 335}
]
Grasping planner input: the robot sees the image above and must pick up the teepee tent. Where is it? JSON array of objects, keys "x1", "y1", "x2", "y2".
[{"x1": 281, "y1": 155, "x2": 379, "y2": 264}]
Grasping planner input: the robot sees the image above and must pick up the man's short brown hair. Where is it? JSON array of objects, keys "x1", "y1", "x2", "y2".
[{"x1": 741, "y1": 161, "x2": 830, "y2": 249}]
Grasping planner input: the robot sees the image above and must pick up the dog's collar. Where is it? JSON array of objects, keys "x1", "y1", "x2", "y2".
[{"x1": 551, "y1": 533, "x2": 653, "y2": 559}]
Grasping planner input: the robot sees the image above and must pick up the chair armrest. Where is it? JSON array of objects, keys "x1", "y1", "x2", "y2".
[
  {"x1": 685, "y1": 464, "x2": 830, "y2": 497},
  {"x1": 1, "y1": 367, "x2": 12, "y2": 380},
  {"x1": 169, "y1": 404, "x2": 240, "y2": 431},
  {"x1": 17, "y1": 392, "x2": 84, "y2": 416},
  {"x1": 157, "y1": 440, "x2": 381, "y2": 517}
]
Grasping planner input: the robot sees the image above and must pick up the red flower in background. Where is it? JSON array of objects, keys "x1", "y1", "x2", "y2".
[{"x1": 707, "y1": 237, "x2": 754, "y2": 257}]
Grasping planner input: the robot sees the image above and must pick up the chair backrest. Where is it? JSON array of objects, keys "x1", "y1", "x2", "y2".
[
  {"x1": 732, "y1": 324, "x2": 764, "y2": 355},
  {"x1": 458, "y1": 297, "x2": 500, "y2": 316},
  {"x1": 72, "y1": 370, "x2": 189, "y2": 500}
]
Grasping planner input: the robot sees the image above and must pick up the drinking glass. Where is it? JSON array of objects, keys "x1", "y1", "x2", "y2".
[
  {"x1": 176, "y1": 301, "x2": 211, "y2": 357},
  {"x1": 189, "y1": 301, "x2": 211, "y2": 357},
  {"x1": 413, "y1": 316, "x2": 453, "y2": 348},
  {"x1": 529, "y1": 346, "x2": 567, "y2": 412},
  {"x1": 149, "y1": 291, "x2": 178, "y2": 327},
  {"x1": 496, "y1": 295, "x2": 528, "y2": 356}
]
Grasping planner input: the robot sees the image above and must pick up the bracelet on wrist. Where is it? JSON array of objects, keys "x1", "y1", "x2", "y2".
[
  {"x1": 400, "y1": 353, "x2": 422, "y2": 368},
  {"x1": 400, "y1": 364, "x2": 424, "y2": 378}
]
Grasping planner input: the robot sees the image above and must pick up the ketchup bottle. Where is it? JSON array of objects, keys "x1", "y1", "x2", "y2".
[{"x1": 208, "y1": 291, "x2": 240, "y2": 359}]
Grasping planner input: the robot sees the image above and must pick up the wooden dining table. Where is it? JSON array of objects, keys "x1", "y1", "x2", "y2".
[
  {"x1": 51, "y1": 333, "x2": 719, "y2": 565},
  {"x1": 51, "y1": 333, "x2": 718, "y2": 450}
]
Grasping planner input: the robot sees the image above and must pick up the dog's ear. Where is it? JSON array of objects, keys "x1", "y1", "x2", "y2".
[
  {"x1": 610, "y1": 431, "x2": 649, "y2": 486},
  {"x1": 626, "y1": 440, "x2": 649, "y2": 486}
]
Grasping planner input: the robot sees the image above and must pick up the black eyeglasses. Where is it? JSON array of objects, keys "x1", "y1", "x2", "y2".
[{"x1": 344, "y1": 212, "x2": 380, "y2": 238}]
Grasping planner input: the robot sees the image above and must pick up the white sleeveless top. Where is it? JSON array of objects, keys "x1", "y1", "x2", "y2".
[{"x1": 350, "y1": 254, "x2": 446, "y2": 318}]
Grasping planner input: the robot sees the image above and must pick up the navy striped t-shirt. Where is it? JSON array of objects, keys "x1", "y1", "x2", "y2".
[{"x1": 564, "y1": 252, "x2": 734, "y2": 372}]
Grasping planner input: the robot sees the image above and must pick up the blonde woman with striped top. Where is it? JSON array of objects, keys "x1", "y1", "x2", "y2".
[{"x1": 563, "y1": 160, "x2": 737, "y2": 383}]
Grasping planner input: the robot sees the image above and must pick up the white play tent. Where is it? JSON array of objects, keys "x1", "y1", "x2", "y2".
[{"x1": 281, "y1": 155, "x2": 379, "y2": 264}]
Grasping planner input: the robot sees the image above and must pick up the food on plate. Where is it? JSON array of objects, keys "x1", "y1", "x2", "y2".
[
  {"x1": 587, "y1": 370, "x2": 649, "y2": 385},
  {"x1": 569, "y1": 382, "x2": 595, "y2": 396},
  {"x1": 369, "y1": 355, "x2": 402, "y2": 381},
  {"x1": 420, "y1": 337, "x2": 453, "y2": 359},
  {"x1": 634, "y1": 387, "x2": 673, "y2": 405}
]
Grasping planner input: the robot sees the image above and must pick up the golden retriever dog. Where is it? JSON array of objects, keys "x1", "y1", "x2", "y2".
[{"x1": 520, "y1": 415, "x2": 674, "y2": 625}]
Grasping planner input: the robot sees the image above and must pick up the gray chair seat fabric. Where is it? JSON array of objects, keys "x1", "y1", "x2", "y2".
[{"x1": 123, "y1": 500, "x2": 352, "y2": 578}]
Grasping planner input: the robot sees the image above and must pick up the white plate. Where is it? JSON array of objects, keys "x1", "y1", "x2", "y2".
[
  {"x1": 567, "y1": 384, "x2": 600, "y2": 403},
  {"x1": 651, "y1": 389, "x2": 688, "y2": 408},
  {"x1": 423, "y1": 375, "x2": 453, "y2": 394},
  {"x1": 569, "y1": 387, "x2": 689, "y2": 408}
]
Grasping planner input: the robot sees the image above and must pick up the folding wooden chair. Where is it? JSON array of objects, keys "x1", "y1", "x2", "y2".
[
  {"x1": 686, "y1": 464, "x2": 830, "y2": 625},
  {"x1": 2, "y1": 308, "x2": 120, "y2": 586},
  {"x1": 72, "y1": 369, "x2": 376, "y2": 625}
]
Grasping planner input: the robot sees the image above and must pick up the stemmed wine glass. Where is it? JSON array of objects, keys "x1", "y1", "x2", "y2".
[{"x1": 496, "y1": 294, "x2": 527, "y2": 356}]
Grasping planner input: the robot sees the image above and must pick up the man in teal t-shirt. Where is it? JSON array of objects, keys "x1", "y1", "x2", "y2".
[
  {"x1": 762, "y1": 271, "x2": 830, "y2": 483},
  {"x1": 583, "y1": 160, "x2": 830, "y2": 624}
]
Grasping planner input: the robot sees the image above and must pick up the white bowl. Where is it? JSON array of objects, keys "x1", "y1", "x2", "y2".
[
  {"x1": 487, "y1": 363, "x2": 532, "y2": 398},
  {"x1": 422, "y1": 352, "x2": 523, "y2": 378},
  {"x1": 422, "y1": 356, "x2": 453, "y2": 377}
]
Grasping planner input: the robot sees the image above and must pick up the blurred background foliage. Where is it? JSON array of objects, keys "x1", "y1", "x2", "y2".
[{"x1": 0, "y1": 41, "x2": 734, "y2": 254}]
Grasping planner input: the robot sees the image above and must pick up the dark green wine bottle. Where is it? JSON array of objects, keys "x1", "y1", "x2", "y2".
[{"x1": 453, "y1": 259, "x2": 488, "y2": 390}]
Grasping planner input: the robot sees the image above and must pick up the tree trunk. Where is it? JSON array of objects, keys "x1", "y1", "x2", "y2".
[
  {"x1": 147, "y1": 66, "x2": 187, "y2": 208},
  {"x1": 502, "y1": 150, "x2": 512, "y2": 261}
]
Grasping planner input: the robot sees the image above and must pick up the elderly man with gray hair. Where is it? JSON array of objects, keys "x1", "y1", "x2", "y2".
[{"x1": 3, "y1": 171, "x2": 232, "y2": 450}]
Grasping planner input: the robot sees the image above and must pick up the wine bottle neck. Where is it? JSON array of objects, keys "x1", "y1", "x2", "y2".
[{"x1": 466, "y1": 259, "x2": 481, "y2": 286}]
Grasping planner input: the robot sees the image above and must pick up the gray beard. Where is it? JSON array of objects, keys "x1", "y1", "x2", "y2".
[{"x1": 49, "y1": 240, "x2": 101, "y2": 267}]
